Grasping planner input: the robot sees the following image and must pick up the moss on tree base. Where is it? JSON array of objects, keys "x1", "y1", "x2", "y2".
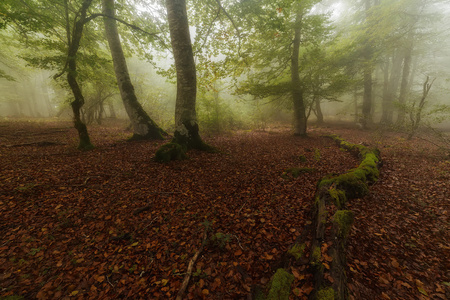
[{"x1": 155, "y1": 142, "x2": 188, "y2": 163}]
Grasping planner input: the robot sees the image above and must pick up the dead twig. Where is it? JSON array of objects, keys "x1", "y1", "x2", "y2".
[
  {"x1": 234, "y1": 234, "x2": 244, "y2": 250},
  {"x1": 176, "y1": 230, "x2": 208, "y2": 300}
]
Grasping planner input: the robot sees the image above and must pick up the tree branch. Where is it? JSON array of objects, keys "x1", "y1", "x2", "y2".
[
  {"x1": 214, "y1": 0, "x2": 241, "y2": 55},
  {"x1": 85, "y1": 13, "x2": 169, "y2": 49}
]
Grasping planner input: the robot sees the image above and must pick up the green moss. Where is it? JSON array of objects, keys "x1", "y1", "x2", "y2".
[
  {"x1": 316, "y1": 287, "x2": 335, "y2": 300},
  {"x1": 299, "y1": 155, "x2": 307, "y2": 162},
  {"x1": 155, "y1": 142, "x2": 188, "y2": 163},
  {"x1": 288, "y1": 243, "x2": 306, "y2": 261},
  {"x1": 333, "y1": 210, "x2": 354, "y2": 239},
  {"x1": 311, "y1": 246, "x2": 321, "y2": 265},
  {"x1": 266, "y1": 268, "x2": 294, "y2": 300},
  {"x1": 314, "y1": 148, "x2": 321, "y2": 161},
  {"x1": 319, "y1": 173, "x2": 369, "y2": 200},
  {"x1": 328, "y1": 188, "x2": 347, "y2": 209}
]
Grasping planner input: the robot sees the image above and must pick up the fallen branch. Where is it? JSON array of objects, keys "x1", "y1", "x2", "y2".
[{"x1": 176, "y1": 230, "x2": 208, "y2": 300}]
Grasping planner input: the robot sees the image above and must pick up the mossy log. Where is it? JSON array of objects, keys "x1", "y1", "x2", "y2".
[
  {"x1": 330, "y1": 210, "x2": 354, "y2": 300},
  {"x1": 310, "y1": 136, "x2": 382, "y2": 299}
]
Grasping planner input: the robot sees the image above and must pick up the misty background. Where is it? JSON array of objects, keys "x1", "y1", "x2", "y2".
[{"x1": 1, "y1": 0, "x2": 449, "y2": 134}]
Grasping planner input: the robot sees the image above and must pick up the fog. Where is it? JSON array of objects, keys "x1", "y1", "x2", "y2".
[{"x1": 1, "y1": 0, "x2": 449, "y2": 134}]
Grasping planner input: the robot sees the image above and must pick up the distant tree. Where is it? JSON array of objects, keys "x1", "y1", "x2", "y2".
[
  {"x1": 219, "y1": 0, "x2": 328, "y2": 135},
  {"x1": 0, "y1": 0, "x2": 99, "y2": 149}
]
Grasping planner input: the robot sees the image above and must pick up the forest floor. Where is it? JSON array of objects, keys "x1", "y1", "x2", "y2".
[{"x1": 0, "y1": 119, "x2": 448, "y2": 300}]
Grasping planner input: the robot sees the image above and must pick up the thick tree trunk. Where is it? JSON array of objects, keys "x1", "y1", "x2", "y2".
[
  {"x1": 67, "y1": 0, "x2": 94, "y2": 150},
  {"x1": 165, "y1": 0, "x2": 209, "y2": 150},
  {"x1": 102, "y1": 0, "x2": 165, "y2": 140},
  {"x1": 291, "y1": 12, "x2": 307, "y2": 136}
]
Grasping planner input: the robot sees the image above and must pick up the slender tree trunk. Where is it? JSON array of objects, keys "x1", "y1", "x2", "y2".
[
  {"x1": 165, "y1": 0, "x2": 210, "y2": 150},
  {"x1": 102, "y1": 0, "x2": 165, "y2": 140},
  {"x1": 361, "y1": 0, "x2": 373, "y2": 129},
  {"x1": 381, "y1": 51, "x2": 402, "y2": 124},
  {"x1": 408, "y1": 76, "x2": 434, "y2": 139},
  {"x1": 362, "y1": 63, "x2": 372, "y2": 128},
  {"x1": 66, "y1": 0, "x2": 94, "y2": 150},
  {"x1": 396, "y1": 41, "x2": 413, "y2": 126},
  {"x1": 291, "y1": 12, "x2": 307, "y2": 136}
]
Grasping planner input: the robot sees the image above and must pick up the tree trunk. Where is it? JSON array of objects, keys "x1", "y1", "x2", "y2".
[
  {"x1": 362, "y1": 64, "x2": 372, "y2": 129},
  {"x1": 165, "y1": 0, "x2": 210, "y2": 150},
  {"x1": 291, "y1": 12, "x2": 307, "y2": 136},
  {"x1": 396, "y1": 41, "x2": 413, "y2": 126},
  {"x1": 314, "y1": 97, "x2": 324, "y2": 124},
  {"x1": 66, "y1": 0, "x2": 94, "y2": 150},
  {"x1": 102, "y1": 0, "x2": 165, "y2": 140},
  {"x1": 381, "y1": 51, "x2": 402, "y2": 124}
]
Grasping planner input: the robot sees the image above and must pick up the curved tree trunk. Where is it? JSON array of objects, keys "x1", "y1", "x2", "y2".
[
  {"x1": 165, "y1": 0, "x2": 210, "y2": 150},
  {"x1": 66, "y1": 0, "x2": 94, "y2": 150},
  {"x1": 291, "y1": 12, "x2": 307, "y2": 136},
  {"x1": 314, "y1": 97, "x2": 324, "y2": 125},
  {"x1": 102, "y1": 0, "x2": 165, "y2": 140}
]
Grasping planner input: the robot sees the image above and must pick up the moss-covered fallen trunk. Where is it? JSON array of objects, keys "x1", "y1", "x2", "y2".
[
  {"x1": 310, "y1": 135, "x2": 382, "y2": 300},
  {"x1": 248, "y1": 135, "x2": 381, "y2": 300}
]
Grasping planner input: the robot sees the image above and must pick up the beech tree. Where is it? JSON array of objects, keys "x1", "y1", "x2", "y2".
[
  {"x1": 102, "y1": 0, "x2": 166, "y2": 140},
  {"x1": 226, "y1": 0, "x2": 328, "y2": 135},
  {"x1": 155, "y1": 0, "x2": 213, "y2": 162}
]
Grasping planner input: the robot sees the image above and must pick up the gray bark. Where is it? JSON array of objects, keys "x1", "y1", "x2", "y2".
[
  {"x1": 361, "y1": 0, "x2": 373, "y2": 129},
  {"x1": 166, "y1": 0, "x2": 209, "y2": 150},
  {"x1": 102, "y1": 0, "x2": 165, "y2": 140},
  {"x1": 396, "y1": 41, "x2": 413, "y2": 125},
  {"x1": 291, "y1": 12, "x2": 307, "y2": 136},
  {"x1": 381, "y1": 51, "x2": 403, "y2": 124}
]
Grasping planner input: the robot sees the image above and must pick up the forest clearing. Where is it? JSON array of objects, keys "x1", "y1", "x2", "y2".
[{"x1": 0, "y1": 120, "x2": 448, "y2": 299}]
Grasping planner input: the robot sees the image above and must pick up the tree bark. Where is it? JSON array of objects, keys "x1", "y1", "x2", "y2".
[
  {"x1": 361, "y1": 0, "x2": 374, "y2": 129},
  {"x1": 396, "y1": 41, "x2": 413, "y2": 125},
  {"x1": 314, "y1": 97, "x2": 324, "y2": 124},
  {"x1": 291, "y1": 12, "x2": 307, "y2": 136},
  {"x1": 102, "y1": 0, "x2": 165, "y2": 140},
  {"x1": 381, "y1": 51, "x2": 402, "y2": 124},
  {"x1": 165, "y1": 0, "x2": 210, "y2": 150},
  {"x1": 66, "y1": 0, "x2": 94, "y2": 150}
]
